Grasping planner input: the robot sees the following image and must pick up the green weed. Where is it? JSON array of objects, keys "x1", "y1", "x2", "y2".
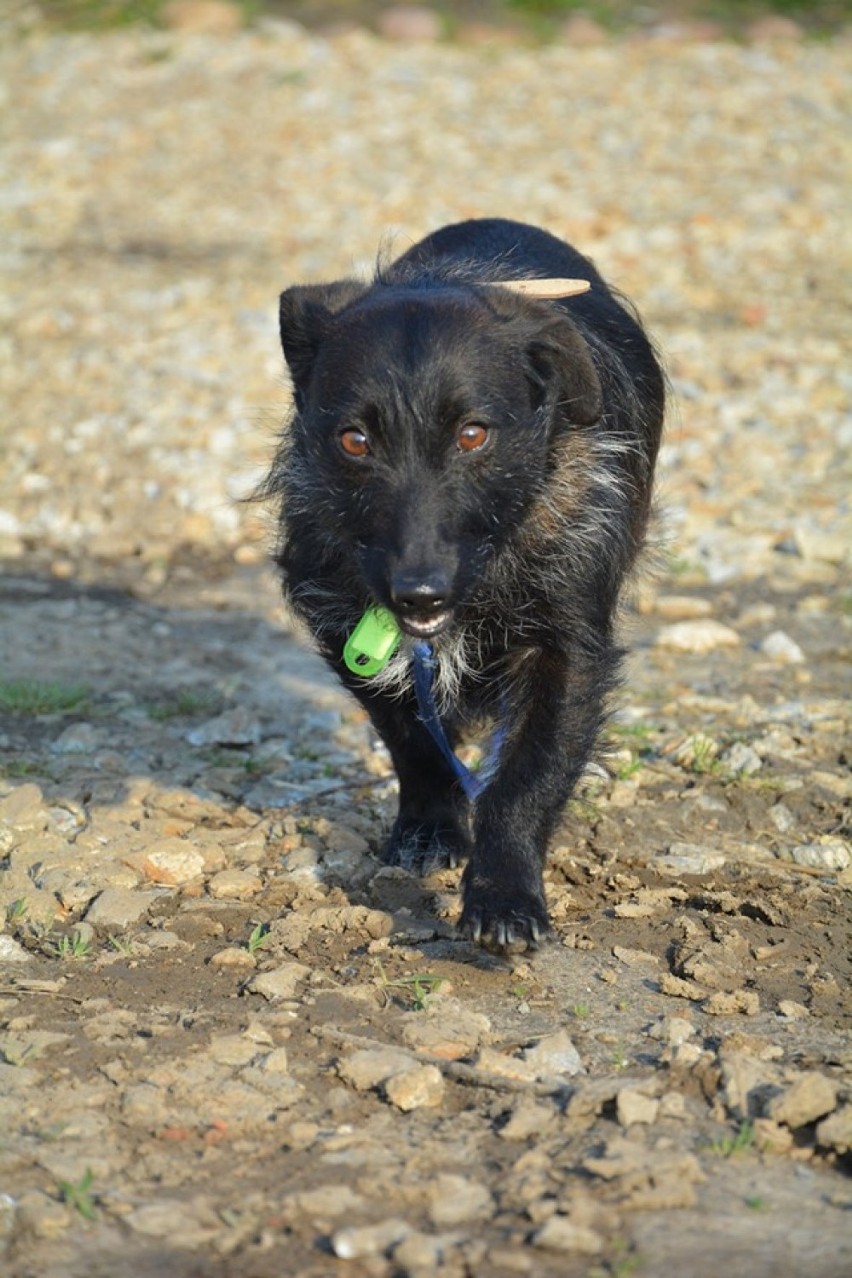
[
  {"x1": 247, "y1": 923, "x2": 269, "y2": 955},
  {"x1": 0, "y1": 679, "x2": 89, "y2": 716},
  {"x1": 6, "y1": 898, "x2": 28, "y2": 924},
  {"x1": 50, "y1": 931, "x2": 91, "y2": 962},
  {"x1": 145, "y1": 689, "x2": 221, "y2": 721},
  {"x1": 710, "y1": 1119, "x2": 756, "y2": 1157},
  {"x1": 375, "y1": 963, "x2": 445, "y2": 1010},
  {"x1": 58, "y1": 1168, "x2": 98, "y2": 1221}
]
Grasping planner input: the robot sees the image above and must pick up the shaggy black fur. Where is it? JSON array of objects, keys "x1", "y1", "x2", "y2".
[{"x1": 265, "y1": 217, "x2": 665, "y2": 947}]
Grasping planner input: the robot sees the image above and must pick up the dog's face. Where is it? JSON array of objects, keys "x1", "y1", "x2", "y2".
[{"x1": 280, "y1": 283, "x2": 602, "y2": 637}]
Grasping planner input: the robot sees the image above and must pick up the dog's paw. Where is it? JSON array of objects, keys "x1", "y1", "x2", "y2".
[
  {"x1": 385, "y1": 818, "x2": 470, "y2": 874},
  {"x1": 459, "y1": 881, "x2": 551, "y2": 950}
]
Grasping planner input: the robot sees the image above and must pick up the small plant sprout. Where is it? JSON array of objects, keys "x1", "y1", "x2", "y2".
[
  {"x1": 6, "y1": 898, "x2": 28, "y2": 923},
  {"x1": 51, "y1": 931, "x2": 91, "y2": 961},
  {"x1": 710, "y1": 1119, "x2": 756, "y2": 1158},
  {"x1": 0, "y1": 679, "x2": 89, "y2": 716},
  {"x1": 247, "y1": 923, "x2": 269, "y2": 955},
  {"x1": 58, "y1": 1168, "x2": 98, "y2": 1221},
  {"x1": 374, "y1": 961, "x2": 445, "y2": 1010}
]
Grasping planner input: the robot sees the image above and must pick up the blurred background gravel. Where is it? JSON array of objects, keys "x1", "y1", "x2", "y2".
[{"x1": 1, "y1": 11, "x2": 850, "y2": 595}]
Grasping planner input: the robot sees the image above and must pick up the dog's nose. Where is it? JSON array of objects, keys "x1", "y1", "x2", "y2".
[{"x1": 390, "y1": 571, "x2": 450, "y2": 616}]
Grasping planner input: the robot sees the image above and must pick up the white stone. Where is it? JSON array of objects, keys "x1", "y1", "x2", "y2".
[
  {"x1": 655, "y1": 620, "x2": 741, "y2": 653},
  {"x1": 760, "y1": 630, "x2": 805, "y2": 663}
]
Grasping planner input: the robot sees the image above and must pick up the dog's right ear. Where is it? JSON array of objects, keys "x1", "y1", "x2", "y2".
[{"x1": 279, "y1": 280, "x2": 365, "y2": 407}]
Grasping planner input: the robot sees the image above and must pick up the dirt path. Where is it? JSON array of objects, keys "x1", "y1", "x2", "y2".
[{"x1": 1, "y1": 18, "x2": 850, "y2": 1278}]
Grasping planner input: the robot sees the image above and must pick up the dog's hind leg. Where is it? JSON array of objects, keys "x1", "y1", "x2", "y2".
[{"x1": 460, "y1": 640, "x2": 616, "y2": 948}]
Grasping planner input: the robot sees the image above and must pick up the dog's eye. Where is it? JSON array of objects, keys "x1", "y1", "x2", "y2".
[
  {"x1": 339, "y1": 429, "x2": 370, "y2": 458},
  {"x1": 457, "y1": 423, "x2": 490, "y2": 453}
]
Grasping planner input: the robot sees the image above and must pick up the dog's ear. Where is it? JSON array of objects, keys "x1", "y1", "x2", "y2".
[
  {"x1": 279, "y1": 280, "x2": 365, "y2": 406},
  {"x1": 526, "y1": 316, "x2": 603, "y2": 426}
]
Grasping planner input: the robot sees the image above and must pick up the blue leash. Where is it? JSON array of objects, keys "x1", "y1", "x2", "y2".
[{"x1": 410, "y1": 641, "x2": 506, "y2": 803}]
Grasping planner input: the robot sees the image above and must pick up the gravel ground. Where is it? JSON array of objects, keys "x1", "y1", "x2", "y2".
[{"x1": 1, "y1": 17, "x2": 851, "y2": 1278}]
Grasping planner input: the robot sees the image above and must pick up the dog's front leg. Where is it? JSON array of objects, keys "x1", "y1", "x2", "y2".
[
  {"x1": 348, "y1": 684, "x2": 472, "y2": 873},
  {"x1": 460, "y1": 644, "x2": 611, "y2": 948}
]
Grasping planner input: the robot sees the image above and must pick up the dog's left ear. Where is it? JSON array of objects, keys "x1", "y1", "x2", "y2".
[
  {"x1": 279, "y1": 280, "x2": 366, "y2": 407},
  {"x1": 526, "y1": 316, "x2": 603, "y2": 426}
]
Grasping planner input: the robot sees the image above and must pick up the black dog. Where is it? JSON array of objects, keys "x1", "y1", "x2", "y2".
[{"x1": 265, "y1": 218, "x2": 664, "y2": 946}]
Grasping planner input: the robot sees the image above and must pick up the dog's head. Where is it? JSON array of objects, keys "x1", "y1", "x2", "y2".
[{"x1": 279, "y1": 280, "x2": 602, "y2": 637}]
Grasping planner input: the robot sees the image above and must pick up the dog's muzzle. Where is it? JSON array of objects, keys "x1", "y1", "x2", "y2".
[{"x1": 390, "y1": 570, "x2": 454, "y2": 638}]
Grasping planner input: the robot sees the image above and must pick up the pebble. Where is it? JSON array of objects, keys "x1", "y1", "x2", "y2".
[
  {"x1": 816, "y1": 1105, "x2": 852, "y2": 1155},
  {"x1": 657, "y1": 844, "x2": 726, "y2": 876},
  {"x1": 0, "y1": 935, "x2": 31, "y2": 962},
  {"x1": 85, "y1": 887, "x2": 164, "y2": 929},
  {"x1": 137, "y1": 839, "x2": 206, "y2": 886},
  {"x1": 338, "y1": 1047, "x2": 418, "y2": 1092},
  {"x1": 499, "y1": 1097, "x2": 556, "y2": 1142},
  {"x1": 378, "y1": 5, "x2": 442, "y2": 42},
  {"x1": 332, "y1": 1217, "x2": 411, "y2": 1260},
  {"x1": 0, "y1": 783, "x2": 49, "y2": 836},
  {"x1": 531, "y1": 1216, "x2": 604, "y2": 1255},
  {"x1": 384, "y1": 1063, "x2": 445, "y2": 1111},
  {"x1": 185, "y1": 706, "x2": 262, "y2": 747},
  {"x1": 50, "y1": 722, "x2": 100, "y2": 754},
  {"x1": 766, "y1": 1073, "x2": 838, "y2": 1129},
  {"x1": 616, "y1": 1087, "x2": 660, "y2": 1127},
  {"x1": 207, "y1": 868, "x2": 263, "y2": 899},
  {"x1": 655, "y1": 620, "x2": 741, "y2": 653},
  {"x1": 209, "y1": 945, "x2": 257, "y2": 971},
  {"x1": 400, "y1": 998, "x2": 491, "y2": 1060},
  {"x1": 426, "y1": 1174, "x2": 494, "y2": 1227},
  {"x1": 249, "y1": 962, "x2": 311, "y2": 1001},
  {"x1": 521, "y1": 1030, "x2": 585, "y2": 1080},
  {"x1": 787, "y1": 839, "x2": 850, "y2": 872},
  {"x1": 760, "y1": 631, "x2": 805, "y2": 664},
  {"x1": 719, "y1": 742, "x2": 762, "y2": 775}
]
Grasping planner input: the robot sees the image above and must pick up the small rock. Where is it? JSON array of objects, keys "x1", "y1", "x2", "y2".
[
  {"x1": 521, "y1": 1029, "x2": 585, "y2": 1079},
  {"x1": 377, "y1": 6, "x2": 442, "y2": 42},
  {"x1": 616, "y1": 1087, "x2": 660, "y2": 1127},
  {"x1": 85, "y1": 887, "x2": 163, "y2": 929},
  {"x1": 720, "y1": 742, "x2": 762, "y2": 775},
  {"x1": 400, "y1": 998, "x2": 491, "y2": 1060},
  {"x1": 655, "y1": 620, "x2": 740, "y2": 653},
  {"x1": 766, "y1": 1072, "x2": 838, "y2": 1129},
  {"x1": 332, "y1": 1218, "x2": 411, "y2": 1260},
  {"x1": 289, "y1": 1185, "x2": 365, "y2": 1218},
  {"x1": 0, "y1": 935, "x2": 31, "y2": 962},
  {"x1": 778, "y1": 1000, "x2": 809, "y2": 1020},
  {"x1": 384, "y1": 1064, "x2": 445, "y2": 1111},
  {"x1": 50, "y1": 722, "x2": 100, "y2": 754},
  {"x1": 793, "y1": 525, "x2": 849, "y2": 565},
  {"x1": 499, "y1": 1097, "x2": 555, "y2": 1142},
  {"x1": 428, "y1": 1174, "x2": 494, "y2": 1226},
  {"x1": 0, "y1": 783, "x2": 49, "y2": 835},
  {"x1": 338, "y1": 1047, "x2": 417, "y2": 1091},
  {"x1": 532, "y1": 1215, "x2": 604, "y2": 1255},
  {"x1": 259, "y1": 1047, "x2": 290, "y2": 1075},
  {"x1": 138, "y1": 839, "x2": 205, "y2": 885},
  {"x1": 648, "y1": 594, "x2": 713, "y2": 621},
  {"x1": 209, "y1": 946, "x2": 257, "y2": 971},
  {"x1": 14, "y1": 1189, "x2": 71, "y2": 1240},
  {"x1": 787, "y1": 839, "x2": 850, "y2": 872},
  {"x1": 703, "y1": 990, "x2": 760, "y2": 1016},
  {"x1": 186, "y1": 706, "x2": 261, "y2": 747},
  {"x1": 207, "y1": 868, "x2": 262, "y2": 900},
  {"x1": 815, "y1": 1104, "x2": 852, "y2": 1154},
  {"x1": 126, "y1": 1198, "x2": 218, "y2": 1244},
  {"x1": 760, "y1": 631, "x2": 805, "y2": 664},
  {"x1": 249, "y1": 962, "x2": 310, "y2": 1001},
  {"x1": 657, "y1": 844, "x2": 726, "y2": 876},
  {"x1": 208, "y1": 1034, "x2": 261, "y2": 1068}
]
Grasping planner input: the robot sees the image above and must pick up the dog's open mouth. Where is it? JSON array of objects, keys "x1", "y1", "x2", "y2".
[{"x1": 398, "y1": 610, "x2": 453, "y2": 639}]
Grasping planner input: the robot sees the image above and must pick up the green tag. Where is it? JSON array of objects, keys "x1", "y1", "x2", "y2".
[{"x1": 343, "y1": 606, "x2": 402, "y2": 677}]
